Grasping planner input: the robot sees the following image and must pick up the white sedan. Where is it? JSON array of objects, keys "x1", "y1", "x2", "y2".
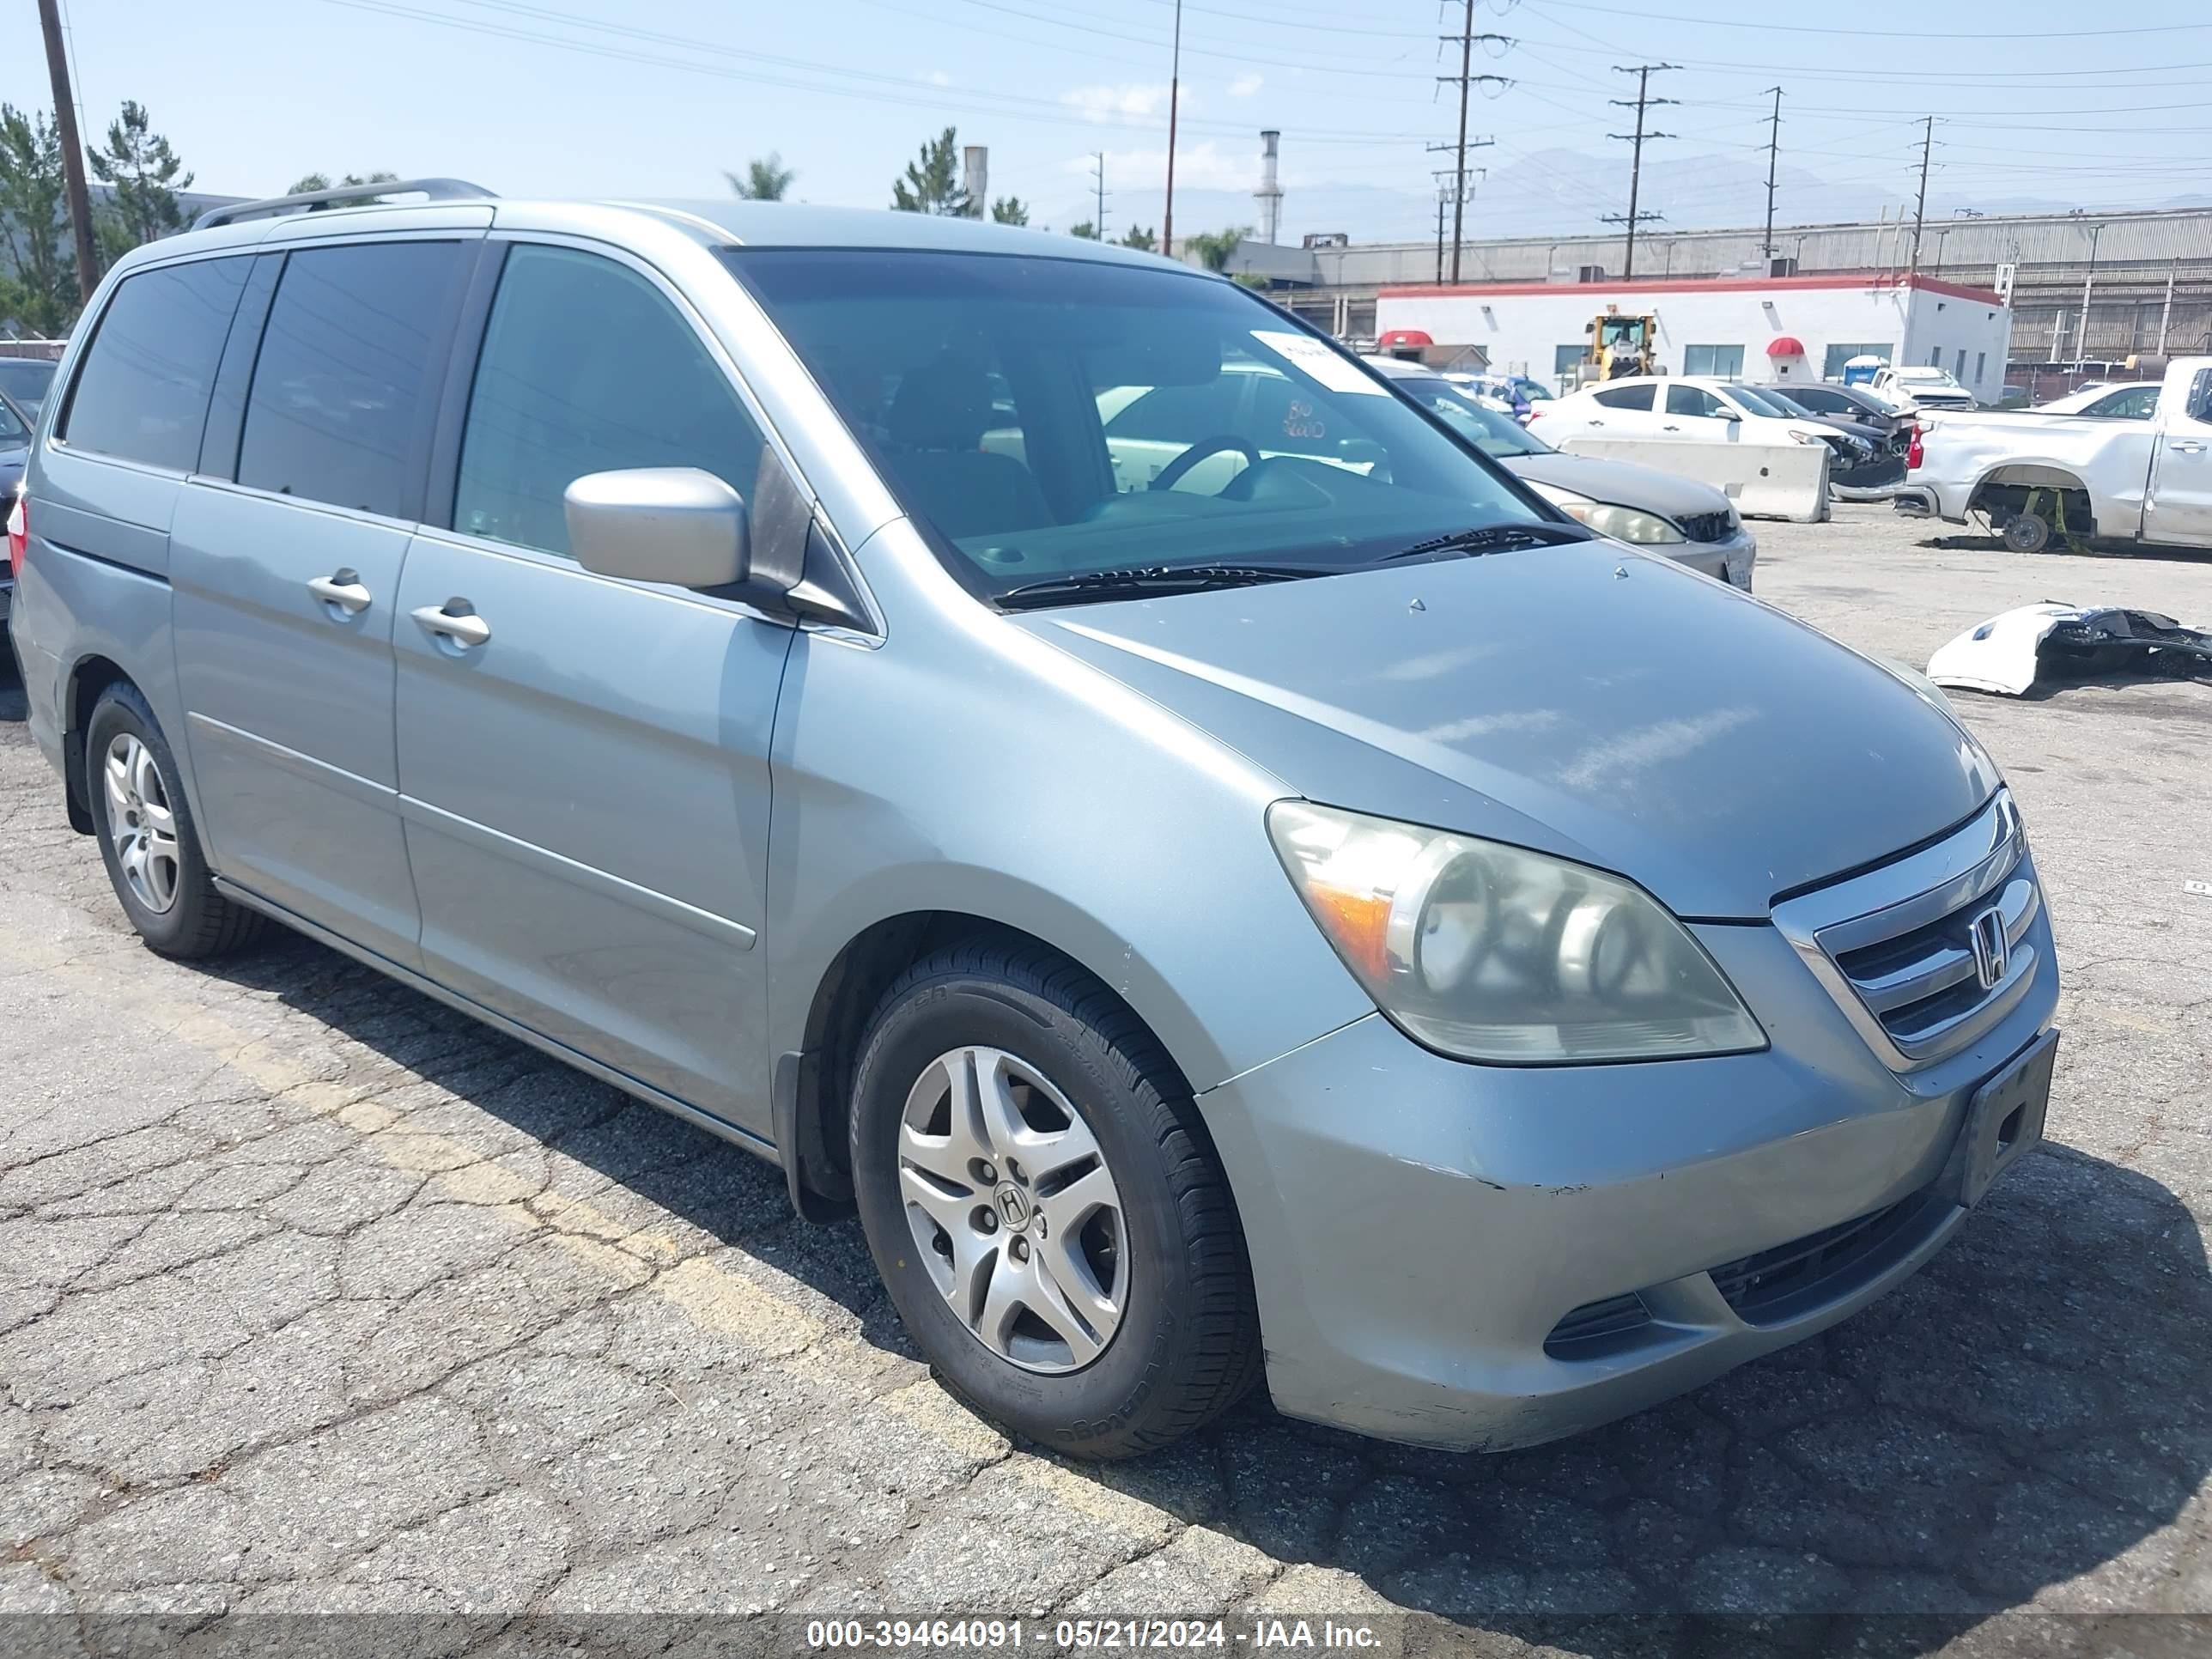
[{"x1": 1528, "y1": 374, "x2": 1838, "y2": 450}]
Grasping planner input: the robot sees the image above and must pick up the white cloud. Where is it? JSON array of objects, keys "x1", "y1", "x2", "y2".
[
  {"x1": 1061, "y1": 140, "x2": 1257, "y2": 195},
  {"x1": 927, "y1": 70, "x2": 952, "y2": 87},
  {"x1": 1228, "y1": 72, "x2": 1263, "y2": 98},
  {"x1": 1060, "y1": 82, "x2": 1176, "y2": 123}
]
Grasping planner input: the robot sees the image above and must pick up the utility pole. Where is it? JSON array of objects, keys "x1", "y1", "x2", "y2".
[
  {"x1": 1909, "y1": 116, "x2": 1935, "y2": 276},
  {"x1": 2074, "y1": 217, "x2": 2106, "y2": 368},
  {"x1": 1162, "y1": 0, "x2": 1182, "y2": 257},
  {"x1": 36, "y1": 0, "x2": 100, "y2": 307},
  {"x1": 1432, "y1": 9, "x2": 1507, "y2": 284},
  {"x1": 1431, "y1": 167, "x2": 1481, "y2": 284},
  {"x1": 1759, "y1": 87, "x2": 1783, "y2": 265},
  {"x1": 1089, "y1": 152, "x2": 1109, "y2": 241},
  {"x1": 1602, "y1": 64, "x2": 1677, "y2": 280},
  {"x1": 2160, "y1": 259, "x2": 2177, "y2": 356}
]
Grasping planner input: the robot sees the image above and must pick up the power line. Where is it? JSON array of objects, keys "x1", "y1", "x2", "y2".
[
  {"x1": 1529, "y1": 0, "x2": 2212, "y2": 40},
  {"x1": 319, "y1": 0, "x2": 1437, "y2": 147},
  {"x1": 1601, "y1": 63, "x2": 1676, "y2": 279}
]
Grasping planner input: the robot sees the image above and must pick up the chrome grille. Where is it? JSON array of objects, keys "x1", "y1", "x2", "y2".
[{"x1": 1772, "y1": 791, "x2": 2043, "y2": 1072}]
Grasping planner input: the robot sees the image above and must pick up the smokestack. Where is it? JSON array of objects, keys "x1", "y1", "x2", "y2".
[
  {"x1": 1255, "y1": 130, "x2": 1283, "y2": 245},
  {"x1": 963, "y1": 145, "x2": 988, "y2": 218}
]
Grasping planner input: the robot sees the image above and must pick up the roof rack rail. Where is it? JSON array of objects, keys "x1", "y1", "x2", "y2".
[{"x1": 193, "y1": 178, "x2": 496, "y2": 231}]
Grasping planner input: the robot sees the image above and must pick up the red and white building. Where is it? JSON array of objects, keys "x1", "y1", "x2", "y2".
[{"x1": 1375, "y1": 272, "x2": 2013, "y2": 398}]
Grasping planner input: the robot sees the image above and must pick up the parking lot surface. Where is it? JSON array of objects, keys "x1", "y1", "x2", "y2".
[{"x1": 1, "y1": 507, "x2": 2209, "y2": 1654}]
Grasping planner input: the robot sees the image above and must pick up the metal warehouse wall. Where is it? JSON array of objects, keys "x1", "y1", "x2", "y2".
[{"x1": 1279, "y1": 207, "x2": 2212, "y2": 362}]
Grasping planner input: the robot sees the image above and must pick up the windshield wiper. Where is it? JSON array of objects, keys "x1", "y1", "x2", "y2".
[
  {"x1": 1380, "y1": 521, "x2": 1595, "y2": 562},
  {"x1": 996, "y1": 563, "x2": 1331, "y2": 610}
]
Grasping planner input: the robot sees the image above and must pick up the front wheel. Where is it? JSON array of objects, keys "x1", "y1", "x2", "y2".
[
  {"x1": 849, "y1": 941, "x2": 1261, "y2": 1458},
  {"x1": 2002, "y1": 511, "x2": 2053, "y2": 555}
]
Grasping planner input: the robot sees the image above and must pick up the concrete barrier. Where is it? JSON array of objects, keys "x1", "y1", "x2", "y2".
[{"x1": 1552, "y1": 436, "x2": 1832, "y2": 523}]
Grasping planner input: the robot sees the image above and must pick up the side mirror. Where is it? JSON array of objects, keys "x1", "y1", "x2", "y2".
[
  {"x1": 564, "y1": 467, "x2": 750, "y2": 589},
  {"x1": 1718, "y1": 407, "x2": 1742, "y2": 422}
]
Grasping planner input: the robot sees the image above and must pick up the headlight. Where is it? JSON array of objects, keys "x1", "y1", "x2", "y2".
[
  {"x1": 1267, "y1": 801, "x2": 1766, "y2": 1064},
  {"x1": 1528, "y1": 485, "x2": 1685, "y2": 544},
  {"x1": 1787, "y1": 429, "x2": 1823, "y2": 446}
]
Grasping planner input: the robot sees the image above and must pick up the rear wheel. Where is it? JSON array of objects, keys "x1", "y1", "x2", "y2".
[
  {"x1": 849, "y1": 940, "x2": 1261, "y2": 1458},
  {"x1": 85, "y1": 683, "x2": 267, "y2": 959}
]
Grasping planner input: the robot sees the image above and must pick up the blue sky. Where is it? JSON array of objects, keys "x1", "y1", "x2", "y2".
[{"x1": 9, "y1": 0, "x2": 2211, "y2": 243}]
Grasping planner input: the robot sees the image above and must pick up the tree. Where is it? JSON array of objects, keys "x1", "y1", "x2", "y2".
[
  {"x1": 890, "y1": 128, "x2": 969, "y2": 216},
  {"x1": 727, "y1": 154, "x2": 794, "y2": 201},
  {"x1": 1067, "y1": 221, "x2": 1099, "y2": 240},
  {"x1": 989, "y1": 196, "x2": 1028, "y2": 226},
  {"x1": 86, "y1": 100, "x2": 192, "y2": 248},
  {"x1": 285, "y1": 170, "x2": 400, "y2": 207},
  {"x1": 1120, "y1": 225, "x2": 1157, "y2": 252},
  {"x1": 1185, "y1": 226, "x2": 1251, "y2": 274},
  {"x1": 0, "y1": 105, "x2": 81, "y2": 336}
]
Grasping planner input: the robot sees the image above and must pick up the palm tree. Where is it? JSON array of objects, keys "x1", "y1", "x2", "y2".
[{"x1": 727, "y1": 154, "x2": 796, "y2": 201}]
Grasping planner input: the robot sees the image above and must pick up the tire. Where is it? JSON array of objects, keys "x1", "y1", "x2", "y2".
[
  {"x1": 848, "y1": 939, "x2": 1261, "y2": 1459},
  {"x1": 85, "y1": 682, "x2": 268, "y2": 959},
  {"x1": 2003, "y1": 512, "x2": 2052, "y2": 555}
]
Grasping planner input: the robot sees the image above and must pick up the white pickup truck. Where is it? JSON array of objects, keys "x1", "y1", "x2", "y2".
[{"x1": 1894, "y1": 356, "x2": 2212, "y2": 552}]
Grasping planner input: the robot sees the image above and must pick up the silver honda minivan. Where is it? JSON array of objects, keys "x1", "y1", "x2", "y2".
[{"x1": 12, "y1": 183, "x2": 2058, "y2": 1459}]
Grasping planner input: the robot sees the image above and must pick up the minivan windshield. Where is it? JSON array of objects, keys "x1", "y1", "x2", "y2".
[{"x1": 723, "y1": 249, "x2": 1548, "y2": 602}]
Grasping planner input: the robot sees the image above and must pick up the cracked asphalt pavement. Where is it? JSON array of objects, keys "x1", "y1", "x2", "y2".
[{"x1": 0, "y1": 507, "x2": 2208, "y2": 1655}]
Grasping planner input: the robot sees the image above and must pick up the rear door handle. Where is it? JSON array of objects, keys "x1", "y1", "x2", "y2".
[
  {"x1": 2172, "y1": 440, "x2": 2207, "y2": 454},
  {"x1": 1661, "y1": 423, "x2": 1681, "y2": 432},
  {"x1": 411, "y1": 601, "x2": 491, "y2": 647},
  {"x1": 307, "y1": 571, "x2": 372, "y2": 615}
]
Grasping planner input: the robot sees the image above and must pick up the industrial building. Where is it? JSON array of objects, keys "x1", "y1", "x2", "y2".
[
  {"x1": 1223, "y1": 204, "x2": 2212, "y2": 383},
  {"x1": 1374, "y1": 272, "x2": 2013, "y2": 398}
]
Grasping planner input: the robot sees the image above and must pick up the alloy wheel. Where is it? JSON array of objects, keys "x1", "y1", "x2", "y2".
[
  {"x1": 102, "y1": 733, "x2": 181, "y2": 915},
  {"x1": 896, "y1": 1045, "x2": 1128, "y2": 1373}
]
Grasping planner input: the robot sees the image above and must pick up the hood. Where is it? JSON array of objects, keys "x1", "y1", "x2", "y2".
[
  {"x1": 1503, "y1": 451, "x2": 1734, "y2": 523},
  {"x1": 1016, "y1": 544, "x2": 2000, "y2": 919}
]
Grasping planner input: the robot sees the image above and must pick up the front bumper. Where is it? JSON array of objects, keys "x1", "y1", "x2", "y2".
[
  {"x1": 1197, "y1": 888, "x2": 2058, "y2": 1452},
  {"x1": 1666, "y1": 526, "x2": 1757, "y2": 591}
]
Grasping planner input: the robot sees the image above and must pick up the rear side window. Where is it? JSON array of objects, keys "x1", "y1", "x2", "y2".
[
  {"x1": 1591, "y1": 383, "x2": 1651, "y2": 410},
  {"x1": 62, "y1": 257, "x2": 248, "y2": 471},
  {"x1": 237, "y1": 241, "x2": 469, "y2": 518},
  {"x1": 453, "y1": 244, "x2": 766, "y2": 558}
]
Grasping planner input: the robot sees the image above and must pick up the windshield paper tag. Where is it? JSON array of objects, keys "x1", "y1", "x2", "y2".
[{"x1": 1250, "y1": 330, "x2": 1387, "y2": 395}]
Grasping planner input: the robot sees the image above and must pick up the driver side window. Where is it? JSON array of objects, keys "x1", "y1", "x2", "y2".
[{"x1": 1666, "y1": 384, "x2": 1724, "y2": 418}]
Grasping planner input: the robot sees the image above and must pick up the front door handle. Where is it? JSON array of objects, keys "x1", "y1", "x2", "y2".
[
  {"x1": 1662, "y1": 423, "x2": 1681, "y2": 432},
  {"x1": 411, "y1": 601, "x2": 491, "y2": 648},
  {"x1": 2172, "y1": 440, "x2": 2207, "y2": 454},
  {"x1": 307, "y1": 571, "x2": 372, "y2": 615}
]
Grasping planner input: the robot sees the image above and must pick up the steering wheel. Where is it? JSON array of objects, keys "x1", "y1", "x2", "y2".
[{"x1": 1150, "y1": 434, "x2": 1263, "y2": 493}]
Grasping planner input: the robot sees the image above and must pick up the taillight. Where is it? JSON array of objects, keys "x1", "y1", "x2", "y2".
[
  {"x1": 3, "y1": 493, "x2": 22, "y2": 575},
  {"x1": 1906, "y1": 423, "x2": 1924, "y2": 471}
]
